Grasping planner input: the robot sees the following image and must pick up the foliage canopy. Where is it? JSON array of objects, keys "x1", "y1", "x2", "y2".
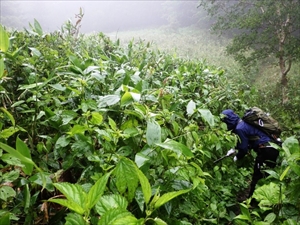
[{"x1": 199, "y1": 0, "x2": 300, "y2": 102}]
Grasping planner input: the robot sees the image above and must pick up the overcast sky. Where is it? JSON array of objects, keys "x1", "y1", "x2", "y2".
[{"x1": 1, "y1": 1, "x2": 200, "y2": 33}]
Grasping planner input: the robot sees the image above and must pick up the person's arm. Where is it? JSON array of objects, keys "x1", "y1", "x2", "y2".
[{"x1": 234, "y1": 129, "x2": 249, "y2": 159}]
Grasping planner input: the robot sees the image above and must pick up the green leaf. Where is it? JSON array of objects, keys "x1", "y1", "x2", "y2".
[
  {"x1": 98, "y1": 208, "x2": 132, "y2": 225},
  {"x1": 112, "y1": 215, "x2": 143, "y2": 225},
  {"x1": 0, "y1": 127, "x2": 19, "y2": 139},
  {"x1": 50, "y1": 183, "x2": 86, "y2": 214},
  {"x1": 135, "y1": 152, "x2": 150, "y2": 168},
  {"x1": 61, "y1": 110, "x2": 78, "y2": 125},
  {"x1": 121, "y1": 92, "x2": 141, "y2": 106},
  {"x1": 0, "y1": 58, "x2": 5, "y2": 79},
  {"x1": 137, "y1": 169, "x2": 151, "y2": 204},
  {"x1": 29, "y1": 172, "x2": 54, "y2": 192},
  {"x1": 67, "y1": 125, "x2": 88, "y2": 136},
  {"x1": 33, "y1": 18, "x2": 43, "y2": 36},
  {"x1": 16, "y1": 137, "x2": 33, "y2": 175},
  {"x1": 49, "y1": 83, "x2": 66, "y2": 91},
  {"x1": 108, "y1": 117, "x2": 117, "y2": 131},
  {"x1": 155, "y1": 139, "x2": 194, "y2": 158},
  {"x1": 0, "y1": 107, "x2": 15, "y2": 126},
  {"x1": 98, "y1": 95, "x2": 120, "y2": 108},
  {"x1": 86, "y1": 171, "x2": 112, "y2": 210},
  {"x1": 90, "y1": 112, "x2": 103, "y2": 125},
  {"x1": 239, "y1": 203, "x2": 252, "y2": 222},
  {"x1": 18, "y1": 82, "x2": 44, "y2": 90},
  {"x1": 95, "y1": 194, "x2": 128, "y2": 215},
  {"x1": 186, "y1": 100, "x2": 196, "y2": 117},
  {"x1": 146, "y1": 119, "x2": 161, "y2": 146},
  {"x1": 0, "y1": 212, "x2": 10, "y2": 225},
  {"x1": 1, "y1": 170, "x2": 19, "y2": 182},
  {"x1": 121, "y1": 91, "x2": 133, "y2": 106},
  {"x1": 264, "y1": 212, "x2": 276, "y2": 223},
  {"x1": 24, "y1": 184, "x2": 31, "y2": 213},
  {"x1": 198, "y1": 108, "x2": 215, "y2": 127},
  {"x1": 113, "y1": 157, "x2": 139, "y2": 202},
  {"x1": 253, "y1": 182, "x2": 283, "y2": 210},
  {"x1": 234, "y1": 214, "x2": 251, "y2": 221},
  {"x1": 65, "y1": 213, "x2": 88, "y2": 225},
  {"x1": 48, "y1": 198, "x2": 85, "y2": 215},
  {"x1": 0, "y1": 142, "x2": 37, "y2": 169},
  {"x1": 0, "y1": 186, "x2": 16, "y2": 201},
  {"x1": 154, "y1": 189, "x2": 191, "y2": 209},
  {"x1": 0, "y1": 24, "x2": 9, "y2": 52},
  {"x1": 280, "y1": 166, "x2": 290, "y2": 181},
  {"x1": 282, "y1": 137, "x2": 299, "y2": 158},
  {"x1": 153, "y1": 217, "x2": 168, "y2": 225},
  {"x1": 289, "y1": 162, "x2": 300, "y2": 177},
  {"x1": 28, "y1": 47, "x2": 42, "y2": 57}
]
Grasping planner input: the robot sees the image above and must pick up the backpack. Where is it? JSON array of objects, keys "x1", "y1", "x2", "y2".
[{"x1": 242, "y1": 107, "x2": 282, "y2": 141}]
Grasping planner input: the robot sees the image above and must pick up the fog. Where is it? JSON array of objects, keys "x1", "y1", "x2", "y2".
[{"x1": 1, "y1": 1, "x2": 203, "y2": 34}]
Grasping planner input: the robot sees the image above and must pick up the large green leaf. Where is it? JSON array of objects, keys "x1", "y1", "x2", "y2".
[
  {"x1": 137, "y1": 169, "x2": 151, "y2": 204},
  {"x1": 98, "y1": 95, "x2": 120, "y2": 108},
  {"x1": 282, "y1": 137, "x2": 299, "y2": 158},
  {"x1": 50, "y1": 183, "x2": 86, "y2": 214},
  {"x1": 0, "y1": 24, "x2": 9, "y2": 52},
  {"x1": 95, "y1": 194, "x2": 128, "y2": 215},
  {"x1": 16, "y1": 137, "x2": 33, "y2": 175},
  {"x1": 67, "y1": 125, "x2": 88, "y2": 136},
  {"x1": 90, "y1": 112, "x2": 103, "y2": 125},
  {"x1": 113, "y1": 157, "x2": 139, "y2": 202},
  {"x1": 65, "y1": 213, "x2": 88, "y2": 225},
  {"x1": 238, "y1": 203, "x2": 252, "y2": 222},
  {"x1": 0, "y1": 186, "x2": 16, "y2": 201},
  {"x1": 112, "y1": 215, "x2": 144, "y2": 225},
  {"x1": 154, "y1": 188, "x2": 191, "y2": 209},
  {"x1": 253, "y1": 182, "x2": 284, "y2": 210},
  {"x1": 86, "y1": 171, "x2": 112, "y2": 210},
  {"x1": 198, "y1": 108, "x2": 215, "y2": 127},
  {"x1": 0, "y1": 127, "x2": 19, "y2": 139},
  {"x1": 98, "y1": 208, "x2": 132, "y2": 225},
  {"x1": 146, "y1": 119, "x2": 161, "y2": 146},
  {"x1": 0, "y1": 212, "x2": 10, "y2": 225},
  {"x1": 48, "y1": 198, "x2": 85, "y2": 215},
  {"x1": 0, "y1": 142, "x2": 36, "y2": 168},
  {"x1": 155, "y1": 139, "x2": 194, "y2": 158}
]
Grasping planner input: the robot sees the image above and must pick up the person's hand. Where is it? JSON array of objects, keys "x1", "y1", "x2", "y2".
[
  {"x1": 226, "y1": 148, "x2": 236, "y2": 156},
  {"x1": 233, "y1": 156, "x2": 238, "y2": 162}
]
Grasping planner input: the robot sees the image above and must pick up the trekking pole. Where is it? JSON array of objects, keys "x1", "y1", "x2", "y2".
[
  {"x1": 213, "y1": 155, "x2": 230, "y2": 164},
  {"x1": 213, "y1": 150, "x2": 236, "y2": 164}
]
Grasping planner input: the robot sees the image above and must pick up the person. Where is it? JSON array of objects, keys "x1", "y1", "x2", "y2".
[{"x1": 221, "y1": 109, "x2": 279, "y2": 198}]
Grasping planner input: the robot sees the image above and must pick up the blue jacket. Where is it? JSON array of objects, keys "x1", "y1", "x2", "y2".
[{"x1": 222, "y1": 109, "x2": 271, "y2": 159}]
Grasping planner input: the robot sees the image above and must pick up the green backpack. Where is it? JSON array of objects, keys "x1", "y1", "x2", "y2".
[{"x1": 242, "y1": 107, "x2": 282, "y2": 140}]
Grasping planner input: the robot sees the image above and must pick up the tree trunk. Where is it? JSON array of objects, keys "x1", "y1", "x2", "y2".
[{"x1": 279, "y1": 57, "x2": 291, "y2": 104}]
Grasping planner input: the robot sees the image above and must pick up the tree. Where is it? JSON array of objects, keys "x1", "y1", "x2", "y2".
[{"x1": 198, "y1": 0, "x2": 300, "y2": 103}]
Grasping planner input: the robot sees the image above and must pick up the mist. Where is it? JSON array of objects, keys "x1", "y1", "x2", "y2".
[{"x1": 1, "y1": 1, "x2": 205, "y2": 34}]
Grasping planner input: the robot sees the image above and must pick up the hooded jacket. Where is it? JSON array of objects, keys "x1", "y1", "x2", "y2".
[{"x1": 222, "y1": 109, "x2": 271, "y2": 159}]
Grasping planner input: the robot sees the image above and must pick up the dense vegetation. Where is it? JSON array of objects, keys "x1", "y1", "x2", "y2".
[{"x1": 0, "y1": 18, "x2": 300, "y2": 225}]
